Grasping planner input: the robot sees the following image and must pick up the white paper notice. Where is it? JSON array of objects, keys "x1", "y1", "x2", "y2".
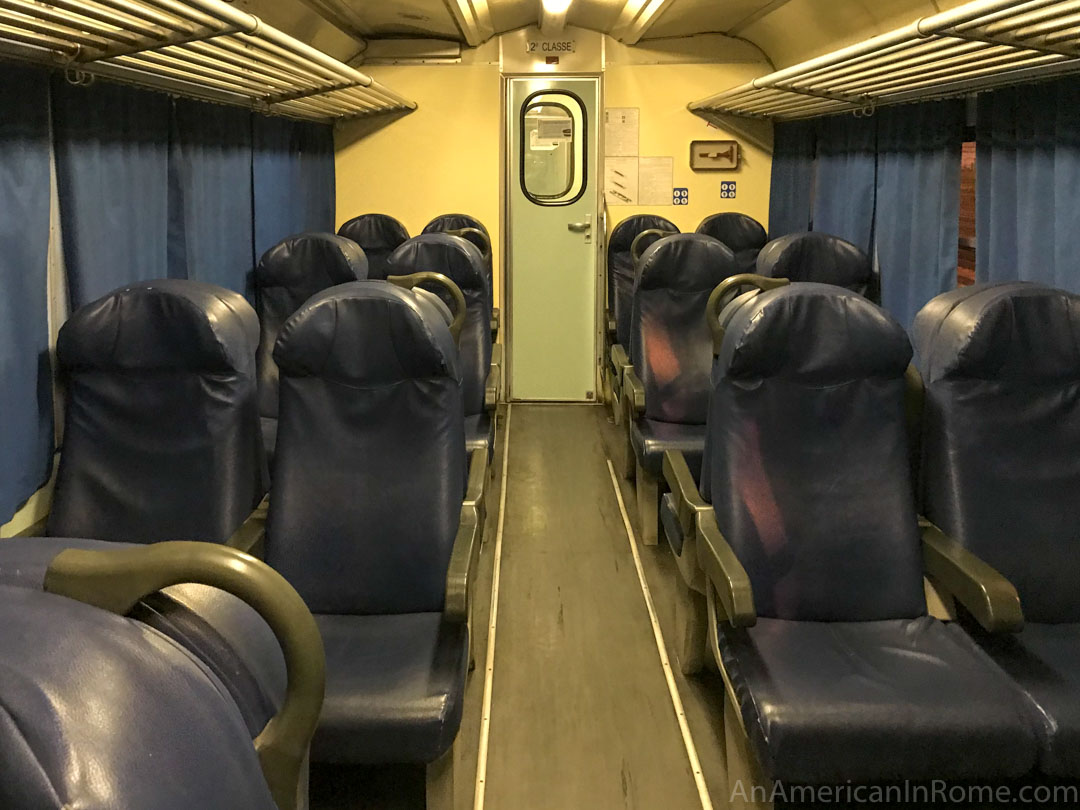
[
  {"x1": 605, "y1": 157, "x2": 638, "y2": 205},
  {"x1": 604, "y1": 108, "x2": 639, "y2": 157},
  {"x1": 639, "y1": 157, "x2": 673, "y2": 206}
]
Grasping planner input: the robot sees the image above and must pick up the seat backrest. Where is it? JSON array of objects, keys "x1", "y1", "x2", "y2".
[
  {"x1": 422, "y1": 213, "x2": 492, "y2": 282},
  {"x1": 756, "y1": 232, "x2": 874, "y2": 299},
  {"x1": 50, "y1": 280, "x2": 266, "y2": 544},
  {"x1": 254, "y1": 232, "x2": 368, "y2": 418},
  {"x1": 608, "y1": 215, "x2": 679, "y2": 346},
  {"x1": 913, "y1": 282, "x2": 1080, "y2": 623},
  {"x1": 0, "y1": 585, "x2": 277, "y2": 810},
  {"x1": 267, "y1": 281, "x2": 466, "y2": 615},
  {"x1": 706, "y1": 283, "x2": 924, "y2": 621},
  {"x1": 696, "y1": 213, "x2": 767, "y2": 253},
  {"x1": 631, "y1": 234, "x2": 737, "y2": 424},
  {"x1": 388, "y1": 233, "x2": 491, "y2": 417},
  {"x1": 337, "y1": 213, "x2": 409, "y2": 280}
]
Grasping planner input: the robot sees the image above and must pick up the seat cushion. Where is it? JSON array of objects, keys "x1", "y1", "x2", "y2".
[
  {"x1": 720, "y1": 616, "x2": 1038, "y2": 784},
  {"x1": 629, "y1": 419, "x2": 705, "y2": 477},
  {"x1": 465, "y1": 412, "x2": 493, "y2": 455},
  {"x1": 313, "y1": 612, "x2": 468, "y2": 765},
  {"x1": 973, "y1": 622, "x2": 1080, "y2": 778}
]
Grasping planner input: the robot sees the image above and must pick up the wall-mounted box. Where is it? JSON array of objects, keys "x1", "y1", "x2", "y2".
[{"x1": 690, "y1": 140, "x2": 739, "y2": 171}]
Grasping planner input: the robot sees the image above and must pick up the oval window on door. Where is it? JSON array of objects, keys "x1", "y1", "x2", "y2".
[{"x1": 521, "y1": 91, "x2": 587, "y2": 206}]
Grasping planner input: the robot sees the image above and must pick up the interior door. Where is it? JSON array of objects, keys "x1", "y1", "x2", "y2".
[{"x1": 507, "y1": 76, "x2": 599, "y2": 401}]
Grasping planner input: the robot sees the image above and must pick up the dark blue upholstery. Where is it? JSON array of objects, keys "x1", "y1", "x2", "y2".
[
  {"x1": 49, "y1": 280, "x2": 266, "y2": 544},
  {"x1": 630, "y1": 420, "x2": 705, "y2": 479},
  {"x1": 422, "y1": 213, "x2": 492, "y2": 284},
  {"x1": 706, "y1": 282, "x2": 1039, "y2": 784},
  {"x1": 914, "y1": 281, "x2": 1080, "y2": 777},
  {"x1": 0, "y1": 537, "x2": 286, "y2": 737},
  {"x1": 632, "y1": 234, "x2": 737, "y2": 419},
  {"x1": 389, "y1": 233, "x2": 492, "y2": 426},
  {"x1": 721, "y1": 616, "x2": 1037, "y2": 784},
  {"x1": 608, "y1": 215, "x2": 678, "y2": 348},
  {"x1": 314, "y1": 612, "x2": 468, "y2": 764},
  {"x1": 0, "y1": 585, "x2": 276, "y2": 809},
  {"x1": 337, "y1": 213, "x2": 409, "y2": 280},
  {"x1": 659, "y1": 493, "x2": 683, "y2": 555},
  {"x1": 755, "y1": 231, "x2": 874, "y2": 300},
  {"x1": 254, "y1": 232, "x2": 368, "y2": 462},
  {"x1": 696, "y1": 212, "x2": 767, "y2": 274},
  {"x1": 267, "y1": 281, "x2": 468, "y2": 765}
]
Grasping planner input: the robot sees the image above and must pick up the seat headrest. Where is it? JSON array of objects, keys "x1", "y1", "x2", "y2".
[
  {"x1": 696, "y1": 213, "x2": 767, "y2": 253},
  {"x1": 58, "y1": 279, "x2": 258, "y2": 373},
  {"x1": 913, "y1": 282, "x2": 1080, "y2": 384},
  {"x1": 637, "y1": 233, "x2": 736, "y2": 291},
  {"x1": 388, "y1": 233, "x2": 487, "y2": 292},
  {"x1": 423, "y1": 213, "x2": 489, "y2": 238},
  {"x1": 609, "y1": 215, "x2": 678, "y2": 254},
  {"x1": 718, "y1": 283, "x2": 912, "y2": 383},
  {"x1": 256, "y1": 232, "x2": 368, "y2": 288},
  {"x1": 337, "y1": 214, "x2": 409, "y2": 251},
  {"x1": 755, "y1": 232, "x2": 871, "y2": 291},
  {"x1": 273, "y1": 281, "x2": 460, "y2": 385}
]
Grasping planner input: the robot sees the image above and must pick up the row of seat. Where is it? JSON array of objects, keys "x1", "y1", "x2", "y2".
[
  {"x1": 656, "y1": 277, "x2": 1080, "y2": 795},
  {"x1": 0, "y1": 241, "x2": 495, "y2": 805},
  {"x1": 606, "y1": 213, "x2": 874, "y2": 542}
]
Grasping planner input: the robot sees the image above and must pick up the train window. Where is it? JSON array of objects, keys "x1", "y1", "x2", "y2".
[{"x1": 520, "y1": 92, "x2": 586, "y2": 205}]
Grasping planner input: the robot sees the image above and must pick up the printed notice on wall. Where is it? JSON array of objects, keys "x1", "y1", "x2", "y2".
[
  {"x1": 604, "y1": 108, "x2": 639, "y2": 157},
  {"x1": 605, "y1": 157, "x2": 638, "y2": 205},
  {"x1": 639, "y1": 157, "x2": 674, "y2": 206}
]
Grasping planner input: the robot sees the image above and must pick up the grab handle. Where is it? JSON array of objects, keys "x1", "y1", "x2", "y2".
[
  {"x1": 44, "y1": 541, "x2": 324, "y2": 810},
  {"x1": 630, "y1": 229, "x2": 670, "y2": 264},
  {"x1": 388, "y1": 271, "x2": 467, "y2": 343},
  {"x1": 706, "y1": 274, "x2": 790, "y2": 354}
]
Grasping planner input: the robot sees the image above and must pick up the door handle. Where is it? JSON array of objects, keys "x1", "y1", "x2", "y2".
[{"x1": 567, "y1": 221, "x2": 592, "y2": 233}]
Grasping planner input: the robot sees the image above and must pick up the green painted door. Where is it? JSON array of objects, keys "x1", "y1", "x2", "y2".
[{"x1": 508, "y1": 76, "x2": 599, "y2": 401}]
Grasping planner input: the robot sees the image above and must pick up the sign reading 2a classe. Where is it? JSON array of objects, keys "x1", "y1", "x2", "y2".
[{"x1": 526, "y1": 39, "x2": 577, "y2": 53}]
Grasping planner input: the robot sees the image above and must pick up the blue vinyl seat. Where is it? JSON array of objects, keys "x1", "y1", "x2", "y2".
[
  {"x1": 422, "y1": 213, "x2": 492, "y2": 285},
  {"x1": 266, "y1": 281, "x2": 483, "y2": 805},
  {"x1": 48, "y1": 280, "x2": 267, "y2": 547},
  {"x1": 337, "y1": 213, "x2": 410, "y2": 280},
  {"x1": 254, "y1": 232, "x2": 368, "y2": 464},
  {"x1": 389, "y1": 233, "x2": 497, "y2": 456},
  {"x1": 914, "y1": 281, "x2": 1080, "y2": 779},
  {"x1": 756, "y1": 231, "x2": 877, "y2": 302},
  {"x1": 663, "y1": 281, "x2": 1038, "y2": 786},
  {"x1": 695, "y1": 212, "x2": 767, "y2": 274},
  {"x1": 619, "y1": 233, "x2": 737, "y2": 544}
]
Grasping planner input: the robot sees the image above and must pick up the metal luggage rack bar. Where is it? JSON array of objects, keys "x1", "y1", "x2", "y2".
[
  {"x1": 0, "y1": 0, "x2": 417, "y2": 122},
  {"x1": 689, "y1": 0, "x2": 1080, "y2": 121}
]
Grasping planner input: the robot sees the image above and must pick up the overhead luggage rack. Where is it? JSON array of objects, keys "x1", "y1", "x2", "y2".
[
  {"x1": 0, "y1": 0, "x2": 416, "y2": 121},
  {"x1": 690, "y1": 0, "x2": 1080, "y2": 121}
]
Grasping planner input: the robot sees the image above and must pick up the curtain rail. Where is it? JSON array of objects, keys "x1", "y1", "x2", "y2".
[
  {"x1": 690, "y1": 0, "x2": 1080, "y2": 121},
  {"x1": 0, "y1": 0, "x2": 416, "y2": 122}
]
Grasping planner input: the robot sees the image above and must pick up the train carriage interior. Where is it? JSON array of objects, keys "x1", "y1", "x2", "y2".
[{"x1": 5, "y1": 0, "x2": 1080, "y2": 808}]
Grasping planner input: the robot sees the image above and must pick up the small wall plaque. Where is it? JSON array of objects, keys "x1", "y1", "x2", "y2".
[{"x1": 690, "y1": 140, "x2": 739, "y2": 171}]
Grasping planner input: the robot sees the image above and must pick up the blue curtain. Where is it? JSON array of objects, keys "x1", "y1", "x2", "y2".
[
  {"x1": 53, "y1": 79, "x2": 171, "y2": 308},
  {"x1": 169, "y1": 100, "x2": 255, "y2": 298},
  {"x1": 768, "y1": 120, "x2": 816, "y2": 238},
  {"x1": 0, "y1": 66, "x2": 53, "y2": 522},
  {"x1": 976, "y1": 77, "x2": 1080, "y2": 288},
  {"x1": 253, "y1": 116, "x2": 336, "y2": 259},
  {"x1": 813, "y1": 115, "x2": 878, "y2": 253},
  {"x1": 875, "y1": 101, "x2": 963, "y2": 329}
]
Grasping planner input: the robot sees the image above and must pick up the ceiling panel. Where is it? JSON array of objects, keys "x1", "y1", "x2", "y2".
[
  {"x1": 490, "y1": 0, "x2": 539, "y2": 33},
  {"x1": 569, "y1": 0, "x2": 627, "y2": 34},
  {"x1": 641, "y1": 0, "x2": 781, "y2": 40}
]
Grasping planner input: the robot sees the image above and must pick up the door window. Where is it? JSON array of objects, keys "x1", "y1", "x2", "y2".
[{"x1": 521, "y1": 92, "x2": 586, "y2": 205}]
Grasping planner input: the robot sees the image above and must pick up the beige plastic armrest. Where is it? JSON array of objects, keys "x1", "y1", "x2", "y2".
[
  {"x1": 44, "y1": 541, "x2": 325, "y2": 810},
  {"x1": 490, "y1": 307, "x2": 500, "y2": 341},
  {"x1": 662, "y1": 451, "x2": 710, "y2": 536},
  {"x1": 696, "y1": 511, "x2": 756, "y2": 628},
  {"x1": 13, "y1": 515, "x2": 49, "y2": 537},
  {"x1": 921, "y1": 518, "x2": 1023, "y2": 633},
  {"x1": 225, "y1": 494, "x2": 269, "y2": 554},
  {"x1": 445, "y1": 505, "x2": 481, "y2": 624},
  {"x1": 610, "y1": 342, "x2": 630, "y2": 372},
  {"x1": 464, "y1": 449, "x2": 487, "y2": 516},
  {"x1": 485, "y1": 364, "x2": 499, "y2": 411},
  {"x1": 621, "y1": 367, "x2": 645, "y2": 422}
]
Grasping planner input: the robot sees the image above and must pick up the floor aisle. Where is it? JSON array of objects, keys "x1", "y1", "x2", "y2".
[{"x1": 482, "y1": 404, "x2": 705, "y2": 809}]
